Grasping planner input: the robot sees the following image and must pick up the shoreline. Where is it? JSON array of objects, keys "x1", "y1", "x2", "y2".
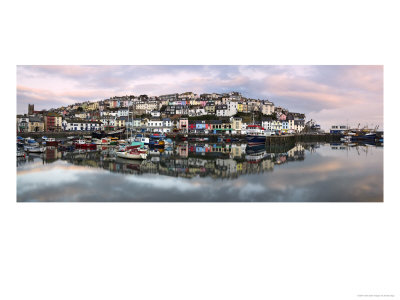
[{"x1": 17, "y1": 131, "x2": 341, "y2": 144}]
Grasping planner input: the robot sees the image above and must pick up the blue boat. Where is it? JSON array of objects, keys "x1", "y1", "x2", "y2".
[
  {"x1": 150, "y1": 133, "x2": 166, "y2": 139},
  {"x1": 351, "y1": 133, "x2": 376, "y2": 141},
  {"x1": 149, "y1": 139, "x2": 165, "y2": 148}
]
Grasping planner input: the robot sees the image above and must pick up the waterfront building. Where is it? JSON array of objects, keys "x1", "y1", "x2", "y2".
[
  {"x1": 63, "y1": 119, "x2": 103, "y2": 131},
  {"x1": 272, "y1": 120, "x2": 282, "y2": 131},
  {"x1": 44, "y1": 112, "x2": 63, "y2": 132},
  {"x1": 282, "y1": 120, "x2": 289, "y2": 132},
  {"x1": 231, "y1": 117, "x2": 243, "y2": 134},
  {"x1": 17, "y1": 115, "x2": 30, "y2": 133},
  {"x1": 147, "y1": 118, "x2": 164, "y2": 132},
  {"x1": 195, "y1": 120, "x2": 206, "y2": 132},
  {"x1": 115, "y1": 117, "x2": 127, "y2": 129},
  {"x1": 294, "y1": 120, "x2": 305, "y2": 132},
  {"x1": 262, "y1": 117, "x2": 273, "y2": 131},
  {"x1": 28, "y1": 116, "x2": 45, "y2": 132},
  {"x1": 162, "y1": 118, "x2": 173, "y2": 128}
]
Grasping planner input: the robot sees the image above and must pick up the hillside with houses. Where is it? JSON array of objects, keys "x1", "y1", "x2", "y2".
[{"x1": 17, "y1": 91, "x2": 311, "y2": 134}]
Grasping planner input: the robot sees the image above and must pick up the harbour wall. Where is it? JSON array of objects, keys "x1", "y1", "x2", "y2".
[{"x1": 18, "y1": 131, "x2": 341, "y2": 144}]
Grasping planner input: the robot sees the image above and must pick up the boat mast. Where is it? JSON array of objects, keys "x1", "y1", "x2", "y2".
[{"x1": 127, "y1": 99, "x2": 130, "y2": 140}]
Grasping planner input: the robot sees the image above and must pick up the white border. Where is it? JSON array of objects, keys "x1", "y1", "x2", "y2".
[{"x1": 1, "y1": 1, "x2": 398, "y2": 300}]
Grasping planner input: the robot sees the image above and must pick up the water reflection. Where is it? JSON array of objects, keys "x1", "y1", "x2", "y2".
[{"x1": 17, "y1": 142, "x2": 383, "y2": 202}]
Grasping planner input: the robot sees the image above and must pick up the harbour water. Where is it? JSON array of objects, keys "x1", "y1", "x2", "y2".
[{"x1": 17, "y1": 142, "x2": 383, "y2": 202}]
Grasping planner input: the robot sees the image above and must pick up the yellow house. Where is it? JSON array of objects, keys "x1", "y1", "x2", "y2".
[
  {"x1": 115, "y1": 118, "x2": 126, "y2": 128},
  {"x1": 86, "y1": 102, "x2": 99, "y2": 111},
  {"x1": 237, "y1": 102, "x2": 243, "y2": 112}
]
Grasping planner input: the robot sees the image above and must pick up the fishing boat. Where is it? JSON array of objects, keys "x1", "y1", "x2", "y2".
[
  {"x1": 115, "y1": 148, "x2": 148, "y2": 160},
  {"x1": 246, "y1": 125, "x2": 270, "y2": 146},
  {"x1": 351, "y1": 132, "x2": 377, "y2": 141}
]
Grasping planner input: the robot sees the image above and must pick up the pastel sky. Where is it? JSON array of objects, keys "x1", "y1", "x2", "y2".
[{"x1": 17, "y1": 65, "x2": 383, "y2": 130}]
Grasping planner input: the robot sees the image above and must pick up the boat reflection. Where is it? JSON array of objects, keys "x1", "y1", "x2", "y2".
[{"x1": 19, "y1": 141, "x2": 377, "y2": 180}]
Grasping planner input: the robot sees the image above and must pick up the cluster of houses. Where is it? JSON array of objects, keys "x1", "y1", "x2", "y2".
[{"x1": 16, "y1": 92, "x2": 307, "y2": 134}]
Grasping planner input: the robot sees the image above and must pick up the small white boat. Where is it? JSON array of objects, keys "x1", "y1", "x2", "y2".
[
  {"x1": 24, "y1": 146, "x2": 46, "y2": 153},
  {"x1": 116, "y1": 149, "x2": 147, "y2": 160}
]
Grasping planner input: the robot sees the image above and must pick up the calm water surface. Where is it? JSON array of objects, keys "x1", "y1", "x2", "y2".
[{"x1": 17, "y1": 142, "x2": 383, "y2": 202}]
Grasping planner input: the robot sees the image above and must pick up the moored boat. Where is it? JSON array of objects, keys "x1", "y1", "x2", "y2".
[
  {"x1": 115, "y1": 148, "x2": 148, "y2": 160},
  {"x1": 24, "y1": 145, "x2": 46, "y2": 153},
  {"x1": 245, "y1": 125, "x2": 270, "y2": 146},
  {"x1": 25, "y1": 137, "x2": 39, "y2": 147},
  {"x1": 45, "y1": 138, "x2": 59, "y2": 146},
  {"x1": 74, "y1": 139, "x2": 97, "y2": 150},
  {"x1": 149, "y1": 139, "x2": 165, "y2": 148}
]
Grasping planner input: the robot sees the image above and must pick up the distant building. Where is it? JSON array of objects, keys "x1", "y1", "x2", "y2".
[
  {"x1": 330, "y1": 125, "x2": 349, "y2": 134},
  {"x1": 28, "y1": 116, "x2": 44, "y2": 132},
  {"x1": 28, "y1": 104, "x2": 34, "y2": 115}
]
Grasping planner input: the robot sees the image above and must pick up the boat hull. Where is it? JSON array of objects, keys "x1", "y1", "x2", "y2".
[
  {"x1": 45, "y1": 141, "x2": 59, "y2": 146},
  {"x1": 24, "y1": 146, "x2": 46, "y2": 153},
  {"x1": 74, "y1": 143, "x2": 97, "y2": 150},
  {"x1": 351, "y1": 133, "x2": 377, "y2": 141},
  {"x1": 116, "y1": 151, "x2": 147, "y2": 160},
  {"x1": 246, "y1": 135, "x2": 266, "y2": 146}
]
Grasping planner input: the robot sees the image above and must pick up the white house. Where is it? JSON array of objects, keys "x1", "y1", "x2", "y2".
[
  {"x1": 216, "y1": 102, "x2": 237, "y2": 117},
  {"x1": 147, "y1": 119, "x2": 164, "y2": 132},
  {"x1": 261, "y1": 101, "x2": 275, "y2": 115},
  {"x1": 100, "y1": 116, "x2": 116, "y2": 128},
  {"x1": 63, "y1": 119, "x2": 102, "y2": 131},
  {"x1": 163, "y1": 118, "x2": 173, "y2": 128},
  {"x1": 118, "y1": 108, "x2": 129, "y2": 117}
]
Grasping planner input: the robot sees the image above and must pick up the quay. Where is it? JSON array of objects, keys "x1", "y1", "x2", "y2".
[{"x1": 18, "y1": 131, "x2": 341, "y2": 144}]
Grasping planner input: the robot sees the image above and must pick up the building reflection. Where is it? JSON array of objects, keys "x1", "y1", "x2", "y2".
[{"x1": 41, "y1": 142, "x2": 306, "y2": 180}]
